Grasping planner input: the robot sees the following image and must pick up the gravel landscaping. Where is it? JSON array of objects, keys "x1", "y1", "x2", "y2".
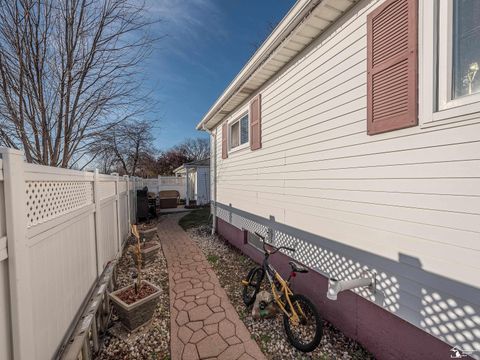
[
  {"x1": 188, "y1": 225, "x2": 375, "y2": 360},
  {"x1": 97, "y1": 221, "x2": 170, "y2": 360}
]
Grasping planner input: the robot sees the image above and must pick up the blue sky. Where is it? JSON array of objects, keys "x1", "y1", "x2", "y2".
[{"x1": 142, "y1": 0, "x2": 296, "y2": 150}]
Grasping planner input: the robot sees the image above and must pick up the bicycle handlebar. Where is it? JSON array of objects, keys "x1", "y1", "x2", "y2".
[{"x1": 254, "y1": 232, "x2": 295, "y2": 254}]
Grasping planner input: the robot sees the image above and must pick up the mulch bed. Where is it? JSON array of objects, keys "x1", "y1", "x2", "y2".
[
  {"x1": 188, "y1": 225, "x2": 375, "y2": 360},
  {"x1": 97, "y1": 220, "x2": 170, "y2": 360},
  {"x1": 116, "y1": 283, "x2": 158, "y2": 305}
]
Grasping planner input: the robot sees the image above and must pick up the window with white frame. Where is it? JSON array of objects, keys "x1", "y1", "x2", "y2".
[
  {"x1": 437, "y1": 0, "x2": 480, "y2": 111},
  {"x1": 452, "y1": 1, "x2": 480, "y2": 99},
  {"x1": 229, "y1": 113, "x2": 249, "y2": 149}
]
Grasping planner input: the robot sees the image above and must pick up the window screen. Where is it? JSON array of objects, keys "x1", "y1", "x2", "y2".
[{"x1": 452, "y1": 0, "x2": 480, "y2": 98}]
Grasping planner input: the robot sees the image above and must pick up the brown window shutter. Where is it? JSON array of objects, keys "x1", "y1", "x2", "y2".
[
  {"x1": 221, "y1": 122, "x2": 228, "y2": 159},
  {"x1": 249, "y1": 94, "x2": 262, "y2": 150},
  {"x1": 367, "y1": 0, "x2": 418, "y2": 135}
]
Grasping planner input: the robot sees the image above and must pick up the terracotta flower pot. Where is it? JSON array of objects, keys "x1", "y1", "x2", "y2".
[{"x1": 109, "y1": 280, "x2": 161, "y2": 331}]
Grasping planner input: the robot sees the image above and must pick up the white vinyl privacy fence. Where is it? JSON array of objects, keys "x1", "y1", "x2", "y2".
[
  {"x1": 136, "y1": 176, "x2": 186, "y2": 199},
  {"x1": 0, "y1": 148, "x2": 136, "y2": 360}
]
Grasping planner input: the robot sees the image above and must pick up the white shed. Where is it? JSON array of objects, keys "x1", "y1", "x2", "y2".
[{"x1": 173, "y1": 159, "x2": 210, "y2": 206}]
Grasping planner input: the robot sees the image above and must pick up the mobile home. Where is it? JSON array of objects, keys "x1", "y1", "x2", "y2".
[{"x1": 197, "y1": 0, "x2": 480, "y2": 359}]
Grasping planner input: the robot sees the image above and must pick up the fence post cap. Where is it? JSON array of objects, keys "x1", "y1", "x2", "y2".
[{"x1": 0, "y1": 147, "x2": 24, "y2": 156}]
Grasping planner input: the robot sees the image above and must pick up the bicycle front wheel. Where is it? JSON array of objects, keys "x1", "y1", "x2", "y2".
[
  {"x1": 242, "y1": 267, "x2": 264, "y2": 306},
  {"x1": 283, "y1": 294, "x2": 323, "y2": 352}
]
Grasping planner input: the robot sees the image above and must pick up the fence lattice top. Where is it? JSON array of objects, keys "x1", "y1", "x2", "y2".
[{"x1": 26, "y1": 181, "x2": 93, "y2": 227}]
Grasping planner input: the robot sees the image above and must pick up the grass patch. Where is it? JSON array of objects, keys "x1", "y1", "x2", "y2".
[
  {"x1": 179, "y1": 208, "x2": 211, "y2": 230},
  {"x1": 258, "y1": 333, "x2": 272, "y2": 353},
  {"x1": 207, "y1": 254, "x2": 219, "y2": 265},
  {"x1": 259, "y1": 333, "x2": 272, "y2": 344}
]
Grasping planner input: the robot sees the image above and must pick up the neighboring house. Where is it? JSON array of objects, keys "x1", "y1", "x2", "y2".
[
  {"x1": 197, "y1": 0, "x2": 480, "y2": 359},
  {"x1": 173, "y1": 159, "x2": 211, "y2": 206}
]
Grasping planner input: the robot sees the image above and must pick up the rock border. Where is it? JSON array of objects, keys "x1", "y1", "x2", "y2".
[{"x1": 188, "y1": 225, "x2": 375, "y2": 360}]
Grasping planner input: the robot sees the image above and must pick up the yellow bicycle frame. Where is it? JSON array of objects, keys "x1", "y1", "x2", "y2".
[
  {"x1": 269, "y1": 271, "x2": 306, "y2": 326},
  {"x1": 242, "y1": 269, "x2": 305, "y2": 325},
  {"x1": 242, "y1": 237, "x2": 307, "y2": 327}
]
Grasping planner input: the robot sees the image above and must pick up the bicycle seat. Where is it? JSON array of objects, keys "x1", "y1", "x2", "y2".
[{"x1": 289, "y1": 261, "x2": 308, "y2": 273}]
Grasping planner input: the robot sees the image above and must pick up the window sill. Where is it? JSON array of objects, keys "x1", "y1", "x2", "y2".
[
  {"x1": 421, "y1": 101, "x2": 480, "y2": 129},
  {"x1": 228, "y1": 142, "x2": 250, "y2": 155}
]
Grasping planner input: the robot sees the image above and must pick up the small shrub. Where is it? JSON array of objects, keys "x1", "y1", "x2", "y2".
[
  {"x1": 259, "y1": 334, "x2": 272, "y2": 344},
  {"x1": 207, "y1": 254, "x2": 219, "y2": 265}
]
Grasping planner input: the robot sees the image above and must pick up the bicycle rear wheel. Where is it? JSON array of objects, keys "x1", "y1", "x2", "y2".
[
  {"x1": 283, "y1": 294, "x2": 323, "y2": 352},
  {"x1": 242, "y1": 267, "x2": 264, "y2": 306}
]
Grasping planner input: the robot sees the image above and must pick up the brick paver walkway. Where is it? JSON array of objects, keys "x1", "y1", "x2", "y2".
[{"x1": 157, "y1": 215, "x2": 266, "y2": 360}]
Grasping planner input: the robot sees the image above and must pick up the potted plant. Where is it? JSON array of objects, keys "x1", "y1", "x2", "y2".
[
  {"x1": 131, "y1": 226, "x2": 161, "y2": 267},
  {"x1": 132, "y1": 239, "x2": 161, "y2": 267},
  {"x1": 109, "y1": 225, "x2": 161, "y2": 331},
  {"x1": 140, "y1": 227, "x2": 157, "y2": 241}
]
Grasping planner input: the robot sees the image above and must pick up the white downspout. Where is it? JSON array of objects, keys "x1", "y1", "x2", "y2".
[
  {"x1": 203, "y1": 125, "x2": 216, "y2": 235},
  {"x1": 185, "y1": 166, "x2": 190, "y2": 207}
]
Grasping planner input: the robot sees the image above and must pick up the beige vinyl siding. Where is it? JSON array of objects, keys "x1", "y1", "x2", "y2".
[{"x1": 213, "y1": 0, "x2": 480, "y2": 350}]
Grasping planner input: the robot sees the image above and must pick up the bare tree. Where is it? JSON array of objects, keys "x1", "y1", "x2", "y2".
[
  {"x1": 155, "y1": 137, "x2": 209, "y2": 176},
  {"x1": 91, "y1": 119, "x2": 156, "y2": 176},
  {"x1": 156, "y1": 148, "x2": 191, "y2": 176},
  {"x1": 0, "y1": 0, "x2": 157, "y2": 167},
  {"x1": 174, "y1": 137, "x2": 210, "y2": 161},
  {"x1": 135, "y1": 152, "x2": 159, "y2": 178}
]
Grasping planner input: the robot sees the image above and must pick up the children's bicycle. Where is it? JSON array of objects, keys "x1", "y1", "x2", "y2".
[{"x1": 241, "y1": 232, "x2": 323, "y2": 352}]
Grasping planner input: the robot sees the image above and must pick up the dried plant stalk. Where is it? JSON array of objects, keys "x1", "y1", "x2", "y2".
[{"x1": 130, "y1": 225, "x2": 142, "y2": 294}]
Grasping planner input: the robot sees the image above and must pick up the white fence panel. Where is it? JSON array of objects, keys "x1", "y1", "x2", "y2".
[
  {"x1": 97, "y1": 175, "x2": 120, "y2": 270},
  {"x1": 25, "y1": 165, "x2": 98, "y2": 359},
  {"x1": 97, "y1": 176, "x2": 116, "y2": 199},
  {"x1": 118, "y1": 181, "x2": 127, "y2": 193},
  {"x1": 129, "y1": 180, "x2": 136, "y2": 222},
  {"x1": 100, "y1": 200, "x2": 118, "y2": 268},
  {"x1": 143, "y1": 178, "x2": 159, "y2": 193},
  {"x1": 28, "y1": 208, "x2": 97, "y2": 359},
  {"x1": 158, "y1": 176, "x2": 186, "y2": 198},
  {"x1": 133, "y1": 177, "x2": 145, "y2": 190},
  {"x1": 159, "y1": 176, "x2": 185, "y2": 186},
  {"x1": 119, "y1": 191, "x2": 130, "y2": 240},
  {"x1": 142, "y1": 177, "x2": 187, "y2": 198},
  {"x1": 0, "y1": 148, "x2": 134, "y2": 360},
  {"x1": 0, "y1": 159, "x2": 12, "y2": 360},
  {"x1": 0, "y1": 260, "x2": 11, "y2": 360}
]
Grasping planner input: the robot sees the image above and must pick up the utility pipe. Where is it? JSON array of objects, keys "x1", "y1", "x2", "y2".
[
  {"x1": 203, "y1": 125, "x2": 217, "y2": 235},
  {"x1": 327, "y1": 273, "x2": 376, "y2": 301},
  {"x1": 185, "y1": 165, "x2": 190, "y2": 207}
]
